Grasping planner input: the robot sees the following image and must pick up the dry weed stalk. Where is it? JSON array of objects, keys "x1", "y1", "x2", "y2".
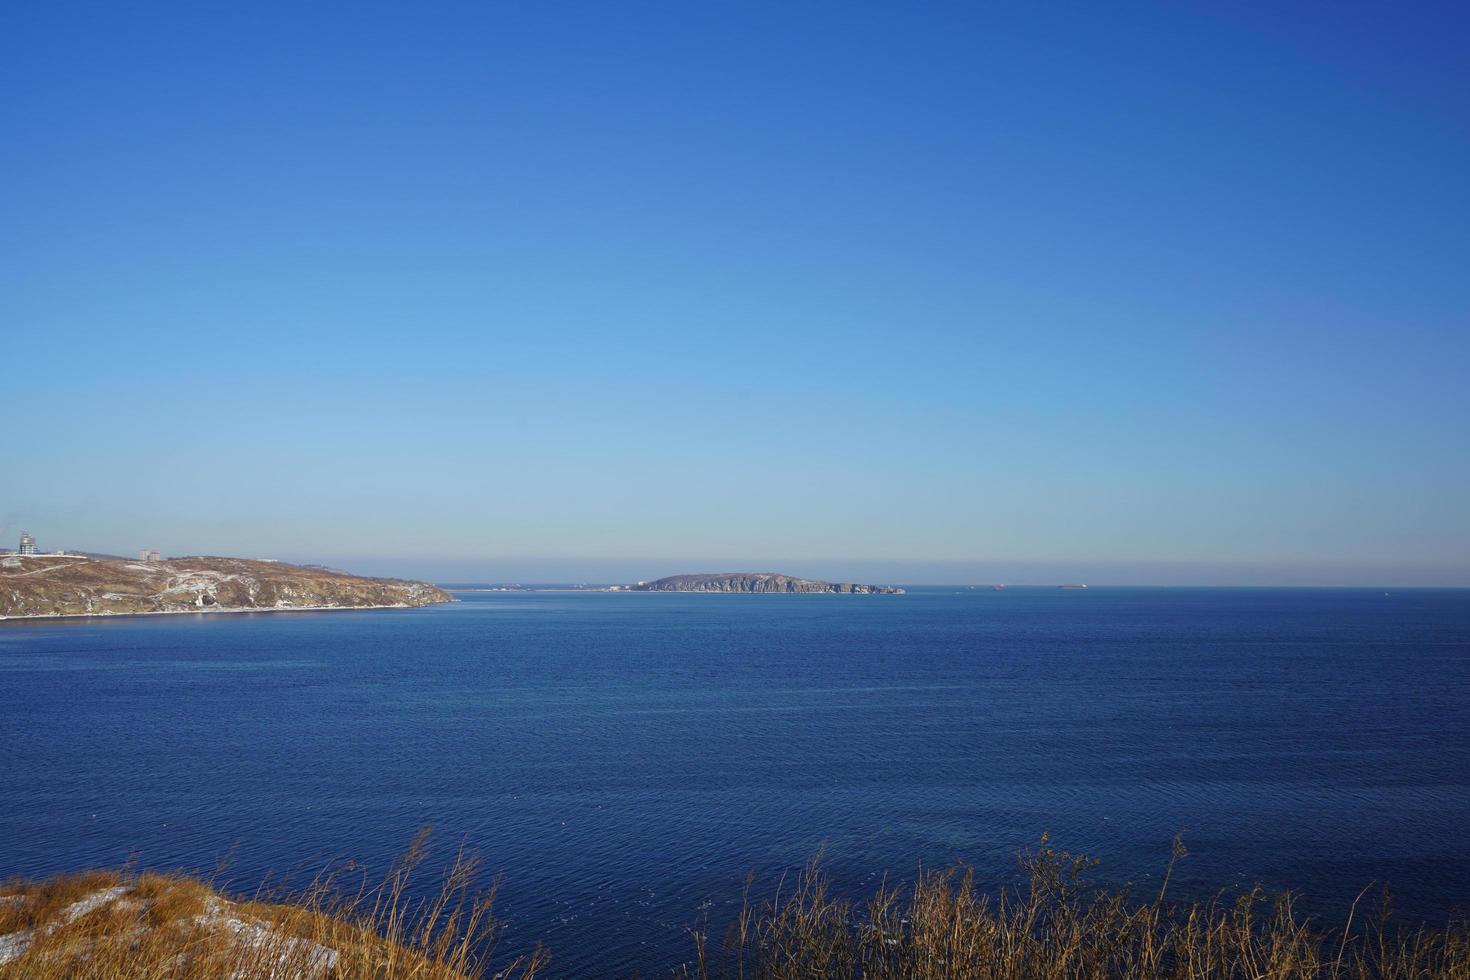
[
  {"x1": 686, "y1": 836, "x2": 1470, "y2": 979},
  {"x1": 0, "y1": 829, "x2": 545, "y2": 980}
]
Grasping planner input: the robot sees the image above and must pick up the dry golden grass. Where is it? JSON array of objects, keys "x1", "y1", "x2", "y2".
[
  {"x1": 7, "y1": 834, "x2": 1470, "y2": 978},
  {"x1": 685, "y1": 836, "x2": 1470, "y2": 979},
  {"x1": 0, "y1": 830, "x2": 545, "y2": 980},
  {"x1": 0, "y1": 871, "x2": 123, "y2": 934}
]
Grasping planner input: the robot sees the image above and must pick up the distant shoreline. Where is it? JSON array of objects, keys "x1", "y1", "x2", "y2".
[
  {"x1": 443, "y1": 587, "x2": 906, "y2": 595},
  {"x1": 442, "y1": 583, "x2": 1469, "y2": 592},
  {"x1": 0, "y1": 601, "x2": 442, "y2": 624},
  {"x1": 0, "y1": 554, "x2": 454, "y2": 620}
]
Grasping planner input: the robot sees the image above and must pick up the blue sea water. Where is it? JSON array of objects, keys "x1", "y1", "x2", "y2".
[{"x1": 2, "y1": 587, "x2": 1469, "y2": 975}]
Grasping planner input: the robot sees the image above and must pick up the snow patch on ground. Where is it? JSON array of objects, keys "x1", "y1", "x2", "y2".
[
  {"x1": 0, "y1": 886, "x2": 129, "y2": 964},
  {"x1": 0, "y1": 929, "x2": 32, "y2": 964},
  {"x1": 196, "y1": 897, "x2": 338, "y2": 979},
  {"x1": 0, "y1": 887, "x2": 339, "y2": 977},
  {"x1": 163, "y1": 570, "x2": 231, "y2": 593},
  {"x1": 62, "y1": 886, "x2": 129, "y2": 922}
]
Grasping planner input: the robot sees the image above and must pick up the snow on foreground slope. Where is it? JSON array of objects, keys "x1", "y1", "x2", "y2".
[
  {"x1": 0, "y1": 555, "x2": 453, "y2": 619},
  {"x1": 0, "y1": 883, "x2": 337, "y2": 976},
  {"x1": 0, "y1": 848, "x2": 544, "y2": 979}
]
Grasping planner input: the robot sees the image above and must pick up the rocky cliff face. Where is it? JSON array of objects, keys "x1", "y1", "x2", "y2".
[
  {"x1": 631, "y1": 573, "x2": 903, "y2": 594},
  {"x1": 0, "y1": 555, "x2": 454, "y2": 619}
]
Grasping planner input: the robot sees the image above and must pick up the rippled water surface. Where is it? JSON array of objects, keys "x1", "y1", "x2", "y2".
[{"x1": 3, "y1": 587, "x2": 1469, "y2": 975}]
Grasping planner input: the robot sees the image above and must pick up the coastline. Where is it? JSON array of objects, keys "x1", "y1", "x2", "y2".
[
  {"x1": 445, "y1": 588, "x2": 905, "y2": 595},
  {"x1": 0, "y1": 555, "x2": 455, "y2": 622},
  {"x1": 0, "y1": 599, "x2": 454, "y2": 624}
]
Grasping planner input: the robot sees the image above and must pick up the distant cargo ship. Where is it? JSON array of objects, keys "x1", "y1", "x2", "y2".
[{"x1": 1058, "y1": 583, "x2": 1088, "y2": 590}]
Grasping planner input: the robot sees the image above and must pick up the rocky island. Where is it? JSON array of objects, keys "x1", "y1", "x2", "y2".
[
  {"x1": 630, "y1": 572, "x2": 903, "y2": 594},
  {"x1": 0, "y1": 554, "x2": 453, "y2": 620}
]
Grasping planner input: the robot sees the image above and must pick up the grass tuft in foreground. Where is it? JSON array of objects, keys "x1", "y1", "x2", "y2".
[
  {"x1": 685, "y1": 836, "x2": 1470, "y2": 979},
  {"x1": 0, "y1": 829, "x2": 545, "y2": 979}
]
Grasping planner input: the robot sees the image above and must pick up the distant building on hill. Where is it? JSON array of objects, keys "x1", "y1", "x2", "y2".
[
  {"x1": 139, "y1": 549, "x2": 162, "y2": 562},
  {"x1": 19, "y1": 532, "x2": 37, "y2": 555}
]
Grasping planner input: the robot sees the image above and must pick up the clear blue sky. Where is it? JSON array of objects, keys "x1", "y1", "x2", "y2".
[{"x1": 4, "y1": 2, "x2": 1467, "y2": 584}]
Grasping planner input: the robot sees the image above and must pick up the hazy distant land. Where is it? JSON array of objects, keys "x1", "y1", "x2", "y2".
[
  {"x1": 0, "y1": 554, "x2": 453, "y2": 620},
  {"x1": 629, "y1": 572, "x2": 904, "y2": 594}
]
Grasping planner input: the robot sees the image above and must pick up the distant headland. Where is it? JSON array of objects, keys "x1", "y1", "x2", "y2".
[
  {"x1": 0, "y1": 553, "x2": 454, "y2": 620},
  {"x1": 627, "y1": 572, "x2": 904, "y2": 594}
]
